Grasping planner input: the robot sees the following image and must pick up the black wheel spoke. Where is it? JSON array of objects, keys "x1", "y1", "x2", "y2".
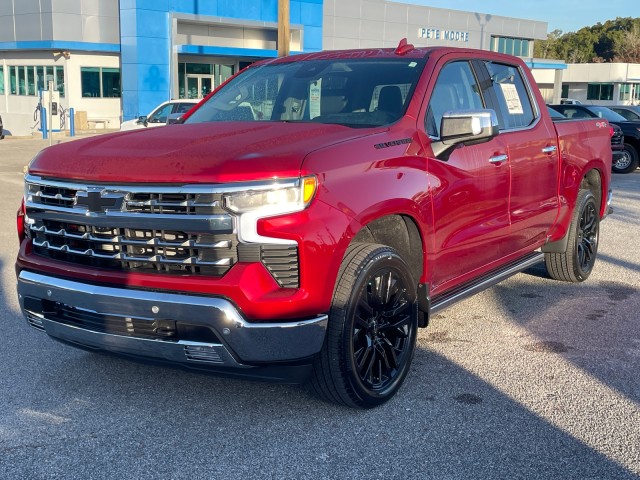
[
  {"x1": 381, "y1": 299, "x2": 409, "y2": 318},
  {"x1": 355, "y1": 343, "x2": 373, "y2": 371},
  {"x1": 358, "y1": 297, "x2": 374, "y2": 315},
  {"x1": 351, "y1": 261, "x2": 416, "y2": 392},
  {"x1": 380, "y1": 312, "x2": 411, "y2": 331},
  {"x1": 362, "y1": 346, "x2": 376, "y2": 383},
  {"x1": 382, "y1": 338, "x2": 399, "y2": 369},
  {"x1": 577, "y1": 202, "x2": 598, "y2": 272},
  {"x1": 354, "y1": 312, "x2": 369, "y2": 329}
]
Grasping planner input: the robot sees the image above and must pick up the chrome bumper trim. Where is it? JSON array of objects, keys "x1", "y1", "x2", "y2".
[{"x1": 17, "y1": 271, "x2": 327, "y2": 365}]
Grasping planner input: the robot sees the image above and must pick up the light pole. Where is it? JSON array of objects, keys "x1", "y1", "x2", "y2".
[{"x1": 278, "y1": 0, "x2": 290, "y2": 57}]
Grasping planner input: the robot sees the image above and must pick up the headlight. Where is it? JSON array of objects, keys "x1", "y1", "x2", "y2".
[
  {"x1": 223, "y1": 176, "x2": 317, "y2": 216},
  {"x1": 222, "y1": 176, "x2": 317, "y2": 245}
]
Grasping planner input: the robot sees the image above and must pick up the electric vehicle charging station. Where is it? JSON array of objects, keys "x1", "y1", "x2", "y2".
[{"x1": 39, "y1": 88, "x2": 61, "y2": 132}]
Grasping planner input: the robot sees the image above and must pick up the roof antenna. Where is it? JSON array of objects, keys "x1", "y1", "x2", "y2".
[{"x1": 395, "y1": 38, "x2": 415, "y2": 55}]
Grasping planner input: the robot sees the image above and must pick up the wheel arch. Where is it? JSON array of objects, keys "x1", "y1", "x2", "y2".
[
  {"x1": 624, "y1": 136, "x2": 640, "y2": 153},
  {"x1": 351, "y1": 214, "x2": 425, "y2": 289},
  {"x1": 581, "y1": 168, "x2": 603, "y2": 213},
  {"x1": 543, "y1": 168, "x2": 603, "y2": 254}
]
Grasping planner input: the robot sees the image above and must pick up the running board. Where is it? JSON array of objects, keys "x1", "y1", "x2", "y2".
[{"x1": 430, "y1": 252, "x2": 545, "y2": 315}]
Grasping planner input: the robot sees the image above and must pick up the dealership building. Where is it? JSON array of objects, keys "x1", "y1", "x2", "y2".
[{"x1": 2, "y1": 0, "x2": 561, "y2": 136}]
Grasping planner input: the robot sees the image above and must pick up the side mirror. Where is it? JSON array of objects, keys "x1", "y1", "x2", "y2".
[
  {"x1": 431, "y1": 109, "x2": 499, "y2": 159},
  {"x1": 136, "y1": 115, "x2": 148, "y2": 125}
]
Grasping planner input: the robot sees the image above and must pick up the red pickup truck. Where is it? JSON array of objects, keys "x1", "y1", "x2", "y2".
[{"x1": 17, "y1": 43, "x2": 612, "y2": 408}]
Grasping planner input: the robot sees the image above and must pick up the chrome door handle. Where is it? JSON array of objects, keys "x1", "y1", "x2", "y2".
[
  {"x1": 489, "y1": 154, "x2": 508, "y2": 164},
  {"x1": 542, "y1": 145, "x2": 558, "y2": 154}
]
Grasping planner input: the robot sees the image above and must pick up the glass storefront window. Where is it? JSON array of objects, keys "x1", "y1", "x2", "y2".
[
  {"x1": 10, "y1": 66, "x2": 17, "y2": 94},
  {"x1": 81, "y1": 67, "x2": 100, "y2": 97},
  {"x1": 101, "y1": 68, "x2": 120, "y2": 97},
  {"x1": 81, "y1": 67, "x2": 121, "y2": 98},
  {"x1": 491, "y1": 36, "x2": 531, "y2": 57},
  {"x1": 37, "y1": 66, "x2": 45, "y2": 91},
  {"x1": 619, "y1": 83, "x2": 631, "y2": 101},
  {"x1": 27, "y1": 67, "x2": 36, "y2": 95},
  {"x1": 178, "y1": 63, "x2": 186, "y2": 99},
  {"x1": 0, "y1": 66, "x2": 4, "y2": 95},
  {"x1": 6, "y1": 65, "x2": 65, "y2": 96},
  {"x1": 18, "y1": 66, "x2": 26, "y2": 95},
  {"x1": 186, "y1": 63, "x2": 212, "y2": 75},
  {"x1": 218, "y1": 64, "x2": 234, "y2": 87},
  {"x1": 178, "y1": 62, "x2": 235, "y2": 99},
  {"x1": 56, "y1": 66, "x2": 65, "y2": 97},
  {"x1": 587, "y1": 83, "x2": 614, "y2": 101}
]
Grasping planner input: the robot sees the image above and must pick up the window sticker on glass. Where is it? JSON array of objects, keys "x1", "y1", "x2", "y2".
[
  {"x1": 499, "y1": 83, "x2": 524, "y2": 115},
  {"x1": 309, "y1": 79, "x2": 322, "y2": 119}
]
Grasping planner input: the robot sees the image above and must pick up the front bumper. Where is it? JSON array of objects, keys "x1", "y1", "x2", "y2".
[{"x1": 17, "y1": 270, "x2": 328, "y2": 381}]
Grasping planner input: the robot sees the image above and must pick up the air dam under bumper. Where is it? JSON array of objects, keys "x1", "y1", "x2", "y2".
[{"x1": 17, "y1": 271, "x2": 328, "y2": 381}]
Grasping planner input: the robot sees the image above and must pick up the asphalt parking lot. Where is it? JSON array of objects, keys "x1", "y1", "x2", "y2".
[{"x1": 1, "y1": 136, "x2": 639, "y2": 479}]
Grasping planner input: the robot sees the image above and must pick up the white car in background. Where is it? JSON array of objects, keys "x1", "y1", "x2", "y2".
[{"x1": 120, "y1": 100, "x2": 198, "y2": 131}]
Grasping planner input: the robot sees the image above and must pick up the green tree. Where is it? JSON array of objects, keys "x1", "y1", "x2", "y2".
[
  {"x1": 534, "y1": 29, "x2": 563, "y2": 59},
  {"x1": 535, "y1": 17, "x2": 640, "y2": 63},
  {"x1": 614, "y1": 22, "x2": 640, "y2": 62}
]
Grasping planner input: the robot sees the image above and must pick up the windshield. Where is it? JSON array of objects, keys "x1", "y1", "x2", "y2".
[
  {"x1": 185, "y1": 58, "x2": 426, "y2": 128},
  {"x1": 588, "y1": 106, "x2": 628, "y2": 122}
]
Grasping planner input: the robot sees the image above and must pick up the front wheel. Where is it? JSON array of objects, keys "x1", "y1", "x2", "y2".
[
  {"x1": 545, "y1": 190, "x2": 600, "y2": 282},
  {"x1": 612, "y1": 144, "x2": 639, "y2": 174},
  {"x1": 310, "y1": 243, "x2": 418, "y2": 409}
]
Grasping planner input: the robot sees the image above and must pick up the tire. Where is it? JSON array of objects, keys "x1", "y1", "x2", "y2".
[
  {"x1": 545, "y1": 190, "x2": 599, "y2": 282},
  {"x1": 612, "y1": 144, "x2": 639, "y2": 174},
  {"x1": 310, "y1": 243, "x2": 418, "y2": 409}
]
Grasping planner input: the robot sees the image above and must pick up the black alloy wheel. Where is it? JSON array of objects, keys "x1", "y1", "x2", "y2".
[
  {"x1": 576, "y1": 195, "x2": 598, "y2": 275},
  {"x1": 351, "y1": 266, "x2": 414, "y2": 393},
  {"x1": 311, "y1": 243, "x2": 418, "y2": 408},
  {"x1": 545, "y1": 189, "x2": 600, "y2": 282}
]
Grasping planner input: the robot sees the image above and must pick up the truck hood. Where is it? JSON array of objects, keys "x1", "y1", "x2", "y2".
[{"x1": 29, "y1": 122, "x2": 377, "y2": 183}]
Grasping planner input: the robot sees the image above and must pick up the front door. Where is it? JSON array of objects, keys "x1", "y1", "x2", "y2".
[{"x1": 424, "y1": 59, "x2": 512, "y2": 292}]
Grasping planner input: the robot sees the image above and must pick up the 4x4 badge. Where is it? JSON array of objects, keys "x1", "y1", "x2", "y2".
[{"x1": 74, "y1": 188, "x2": 124, "y2": 213}]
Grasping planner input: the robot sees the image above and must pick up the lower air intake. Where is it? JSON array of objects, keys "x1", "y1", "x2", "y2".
[
  {"x1": 26, "y1": 313, "x2": 46, "y2": 331},
  {"x1": 184, "y1": 344, "x2": 224, "y2": 364}
]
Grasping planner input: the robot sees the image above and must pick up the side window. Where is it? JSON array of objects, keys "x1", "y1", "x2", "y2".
[
  {"x1": 426, "y1": 61, "x2": 484, "y2": 137},
  {"x1": 174, "y1": 103, "x2": 195, "y2": 114},
  {"x1": 483, "y1": 62, "x2": 535, "y2": 130},
  {"x1": 148, "y1": 103, "x2": 173, "y2": 123},
  {"x1": 561, "y1": 108, "x2": 590, "y2": 119}
]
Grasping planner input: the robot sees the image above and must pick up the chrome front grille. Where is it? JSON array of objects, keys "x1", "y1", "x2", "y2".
[
  {"x1": 31, "y1": 220, "x2": 236, "y2": 275},
  {"x1": 26, "y1": 180, "x2": 224, "y2": 215},
  {"x1": 24, "y1": 175, "x2": 300, "y2": 285},
  {"x1": 28, "y1": 184, "x2": 77, "y2": 209},
  {"x1": 126, "y1": 192, "x2": 225, "y2": 215}
]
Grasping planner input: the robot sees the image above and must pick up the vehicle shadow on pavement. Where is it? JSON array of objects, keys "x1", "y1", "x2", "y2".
[{"x1": 1, "y1": 337, "x2": 637, "y2": 480}]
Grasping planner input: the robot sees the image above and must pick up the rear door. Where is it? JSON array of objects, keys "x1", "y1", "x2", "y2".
[{"x1": 477, "y1": 60, "x2": 560, "y2": 251}]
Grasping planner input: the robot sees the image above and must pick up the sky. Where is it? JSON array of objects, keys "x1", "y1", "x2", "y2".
[{"x1": 397, "y1": 0, "x2": 638, "y2": 33}]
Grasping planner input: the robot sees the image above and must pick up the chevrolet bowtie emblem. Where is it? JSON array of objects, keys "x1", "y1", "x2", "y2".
[{"x1": 75, "y1": 188, "x2": 124, "y2": 213}]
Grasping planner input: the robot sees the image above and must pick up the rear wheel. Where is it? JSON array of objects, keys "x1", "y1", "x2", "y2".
[
  {"x1": 545, "y1": 190, "x2": 599, "y2": 282},
  {"x1": 612, "y1": 144, "x2": 639, "y2": 174},
  {"x1": 310, "y1": 243, "x2": 418, "y2": 408}
]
